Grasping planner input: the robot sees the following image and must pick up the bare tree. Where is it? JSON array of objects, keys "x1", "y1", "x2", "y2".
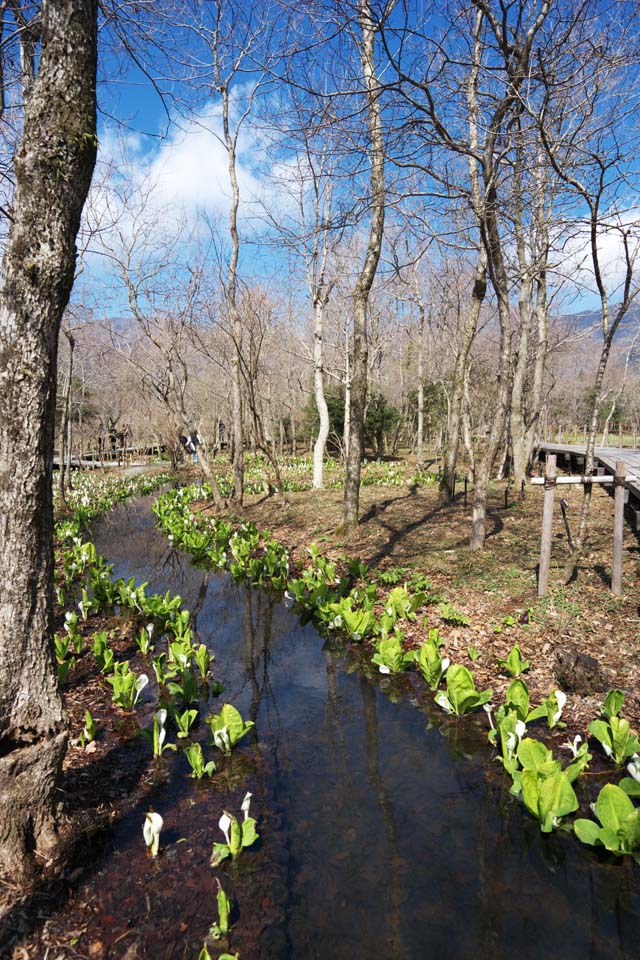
[
  {"x1": 178, "y1": 0, "x2": 279, "y2": 503},
  {"x1": 342, "y1": 0, "x2": 387, "y2": 530},
  {"x1": 533, "y1": 6, "x2": 640, "y2": 566}
]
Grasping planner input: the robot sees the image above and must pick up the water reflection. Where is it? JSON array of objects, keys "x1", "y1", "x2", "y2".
[{"x1": 91, "y1": 496, "x2": 640, "y2": 960}]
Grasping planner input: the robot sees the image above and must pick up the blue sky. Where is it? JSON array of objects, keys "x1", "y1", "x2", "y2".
[{"x1": 76, "y1": 2, "x2": 640, "y2": 321}]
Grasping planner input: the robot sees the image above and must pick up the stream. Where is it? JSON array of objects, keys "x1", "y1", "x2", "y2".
[{"x1": 88, "y1": 493, "x2": 640, "y2": 960}]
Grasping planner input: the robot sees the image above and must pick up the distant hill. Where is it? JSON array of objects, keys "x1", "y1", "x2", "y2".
[{"x1": 560, "y1": 302, "x2": 640, "y2": 333}]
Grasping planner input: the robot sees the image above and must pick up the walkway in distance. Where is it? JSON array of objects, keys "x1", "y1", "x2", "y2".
[{"x1": 538, "y1": 442, "x2": 640, "y2": 531}]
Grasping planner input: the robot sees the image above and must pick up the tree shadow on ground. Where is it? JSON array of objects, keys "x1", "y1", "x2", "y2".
[
  {"x1": 361, "y1": 492, "x2": 505, "y2": 570},
  {"x1": 593, "y1": 563, "x2": 613, "y2": 589}
]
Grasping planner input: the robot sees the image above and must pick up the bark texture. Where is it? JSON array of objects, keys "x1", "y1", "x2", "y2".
[{"x1": 0, "y1": 0, "x2": 97, "y2": 884}]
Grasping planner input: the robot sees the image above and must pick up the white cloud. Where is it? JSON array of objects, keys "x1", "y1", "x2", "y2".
[
  {"x1": 94, "y1": 101, "x2": 265, "y2": 221},
  {"x1": 72, "y1": 97, "x2": 297, "y2": 309},
  {"x1": 554, "y1": 206, "x2": 640, "y2": 309}
]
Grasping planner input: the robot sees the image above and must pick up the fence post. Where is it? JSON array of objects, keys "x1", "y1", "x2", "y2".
[
  {"x1": 612, "y1": 459, "x2": 625, "y2": 596},
  {"x1": 538, "y1": 454, "x2": 557, "y2": 598}
]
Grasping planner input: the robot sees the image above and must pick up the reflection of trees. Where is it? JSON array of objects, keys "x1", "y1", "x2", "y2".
[
  {"x1": 92, "y1": 498, "x2": 187, "y2": 588},
  {"x1": 359, "y1": 675, "x2": 406, "y2": 957},
  {"x1": 323, "y1": 650, "x2": 353, "y2": 802},
  {"x1": 241, "y1": 586, "x2": 279, "y2": 735},
  {"x1": 191, "y1": 569, "x2": 210, "y2": 634}
]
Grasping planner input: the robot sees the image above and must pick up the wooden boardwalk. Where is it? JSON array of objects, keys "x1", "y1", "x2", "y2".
[{"x1": 538, "y1": 442, "x2": 640, "y2": 529}]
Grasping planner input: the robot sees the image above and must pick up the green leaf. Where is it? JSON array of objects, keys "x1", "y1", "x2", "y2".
[
  {"x1": 445, "y1": 664, "x2": 492, "y2": 715},
  {"x1": 228, "y1": 815, "x2": 242, "y2": 857},
  {"x1": 211, "y1": 842, "x2": 230, "y2": 866},
  {"x1": 604, "y1": 689, "x2": 625, "y2": 720},
  {"x1": 213, "y1": 704, "x2": 254, "y2": 748},
  {"x1": 574, "y1": 818, "x2": 601, "y2": 846},
  {"x1": 521, "y1": 769, "x2": 541, "y2": 819},
  {"x1": 537, "y1": 770, "x2": 578, "y2": 831},
  {"x1": 596, "y1": 783, "x2": 635, "y2": 833},
  {"x1": 505, "y1": 678, "x2": 530, "y2": 721},
  {"x1": 517, "y1": 738, "x2": 552, "y2": 772},
  {"x1": 497, "y1": 643, "x2": 530, "y2": 678},
  {"x1": 241, "y1": 817, "x2": 259, "y2": 849},
  {"x1": 216, "y1": 881, "x2": 231, "y2": 937},
  {"x1": 619, "y1": 777, "x2": 640, "y2": 798},
  {"x1": 588, "y1": 718, "x2": 614, "y2": 754}
]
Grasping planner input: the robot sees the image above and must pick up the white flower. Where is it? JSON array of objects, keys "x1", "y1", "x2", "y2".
[
  {"x1": 562, "y1": 735, "x2": 582, "y2": 758},
  {"x1": 213, "y1": 726, "x2": 231, "y2": 753},
  {"x1": 551, "y1": 690, "x2": 566, "y2": 726},
  {"x1": 156, "y1": 709, "x2": 167, "y2": 750},
  {"x1": 483, "y1": 703, "x2": 494, "y2": 729},
  {"x1": 506, "y1": 732, "x2": 517, "y2": 758},
  {"x1": 627, "y1": 758, "x2": 640, "y2": 782},
  {"x1": 143, "y1": 811, "x2": 163, "y2": 857},
  {"x1": 219, "y1": 812, "x2": 232, "y2": 846},
  {"x1": 434, "y1": 691, "x2": 453, "y2": 714},
  {"x1": 515, "y1": 720, "x2": 527, "y2": 740},
  {"x1": 241, "y1": 792, "x2": 252, "y2": 821},
  {"x1": 603, "y1": 742, "x2": 613, "y2": 759},
  {"x1": 146, "y1": 623, "x2": 154, "y2": 636},
  {"x1": 378, "y1": 664, "x2": 391, "y2": 675},
  {"x1": 441, "y1": 657, "x2": 450, "y2": 673}
]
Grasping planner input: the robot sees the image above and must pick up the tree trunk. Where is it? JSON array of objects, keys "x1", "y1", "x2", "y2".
[
  {"x1": 313, "y1": 299, "x2": 330, "y2": 489},
  {"x1": 439, "y1": 252, "x2": 486, "y2": 503},
  {"x1": 571, "y1": 336, "x2": 616, "y2": 564},
  {"x1": 219, "y1": 77, "x2": 244, "y2": 503},
  {"x1": 0, "y1": 0, "x2": 97, "y2": 885},
  {"x1": 511, "y1": 134, "x2": 550, "y2": 491},
  {"x1": 413, "y1": 279, "x2": 425, "y2": 473},
  {"x1": 343, "y1": 328, "x2": 351, "y2": 460},
  {"x1": 342, "y1": 0, "x2": 385, "y2": 530}
]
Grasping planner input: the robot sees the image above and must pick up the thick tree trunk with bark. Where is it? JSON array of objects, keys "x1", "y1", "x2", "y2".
[{"x1": 0, "y1": 0, "x2": 97, "y2": 884}]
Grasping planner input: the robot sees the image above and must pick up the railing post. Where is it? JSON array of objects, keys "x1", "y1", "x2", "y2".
[
  {"x1": 538, "y1": 454, "x2": 557, "y2": 598},
  {"x1": 612, "y1": 459, "x2": 626, "y2": 596}
]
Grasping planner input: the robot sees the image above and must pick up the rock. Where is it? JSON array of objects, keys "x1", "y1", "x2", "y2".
[{"x1": 555, "y1": 643, "x2": 604, "y2": 695}]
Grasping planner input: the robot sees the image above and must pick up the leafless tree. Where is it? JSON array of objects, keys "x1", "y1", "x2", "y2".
[{"x1": 342, "y1": 0, "x2": 387, "y2": 529}]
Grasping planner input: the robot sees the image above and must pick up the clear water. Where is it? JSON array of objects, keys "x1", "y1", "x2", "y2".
[{"x1": 88, "y1": 495, "x2": 640, "y2": 960}]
